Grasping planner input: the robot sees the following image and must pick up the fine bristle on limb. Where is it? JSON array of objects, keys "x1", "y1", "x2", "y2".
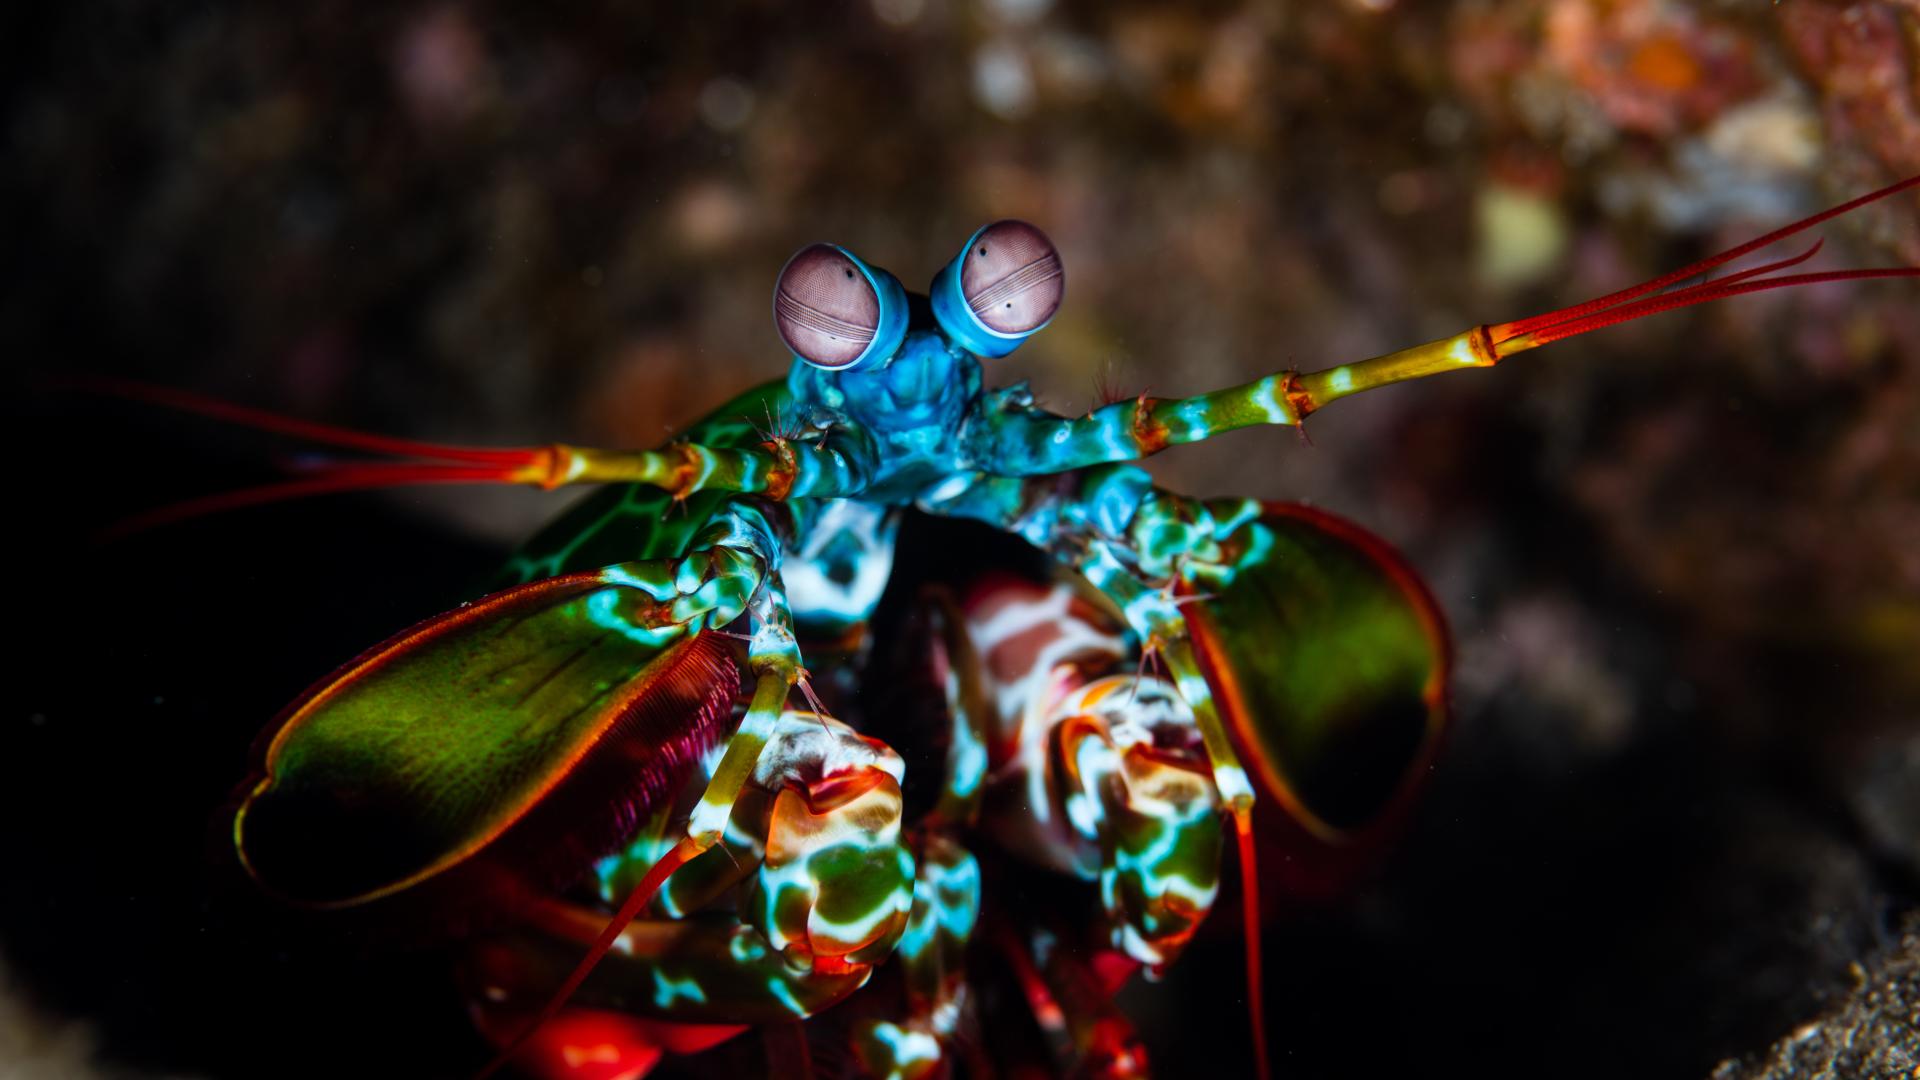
[
  {"x1": 468, "y1": 630, "x2": 742, "y2": 1079},
  {"x1": 494, "y1": 629, "x2": 739, "y2": 904}
]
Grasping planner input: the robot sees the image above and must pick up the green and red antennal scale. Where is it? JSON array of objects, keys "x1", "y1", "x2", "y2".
[{"x1": 85, "y1": 175, "x2": 1919, "y2": 1080}]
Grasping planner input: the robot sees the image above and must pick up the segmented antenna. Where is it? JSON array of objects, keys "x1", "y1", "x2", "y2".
[
  {"x1": 65, "y1": 378, "x2": 554, "y2": 541},
  {"x1": 1488, "y1": 174, "x2": 1920, "y2": 356},
  {"x1": 1283, "y1": 174, "x2": 1920, "y2": 420}
]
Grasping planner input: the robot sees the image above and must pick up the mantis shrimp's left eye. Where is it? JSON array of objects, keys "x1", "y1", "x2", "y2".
[
  {"x1": 774, "y1": 243, "x2": 909, "y2": 372},
  {"x1": 930, "y1": 220, "x2": 1064, "y2": 358}
]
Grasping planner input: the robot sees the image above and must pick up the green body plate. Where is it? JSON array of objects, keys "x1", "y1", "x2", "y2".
[
  {"x1": 234, "y1": 570, "x2": 735, "y2": 907},
  {"x1": 1187, "y1": 502, "x2": 1449, "y2": 838},
  {"x1": 497, "y1": 381, "x2": 792, "y2": 586}
]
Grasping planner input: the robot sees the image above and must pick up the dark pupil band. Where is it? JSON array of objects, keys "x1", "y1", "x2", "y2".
[
  {"x1": 957, "y1": 221, "x2": 1064, "y2": 337},
  {"x1": 968, "y1": 253, "x2": 1062, "y2": 318},
  {"x1": 777, "y1": 289, "x2": 876, "y2": 346}
]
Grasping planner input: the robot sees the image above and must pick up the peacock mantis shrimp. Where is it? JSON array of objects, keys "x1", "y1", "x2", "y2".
[{"x1": 119, "y1": 174, "x2": 1916, "y2": 1079}]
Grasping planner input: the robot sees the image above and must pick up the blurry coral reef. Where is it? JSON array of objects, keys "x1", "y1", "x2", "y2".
[{"x1": 6, "y1": 1, "x2": 1920, "y2": 1077}]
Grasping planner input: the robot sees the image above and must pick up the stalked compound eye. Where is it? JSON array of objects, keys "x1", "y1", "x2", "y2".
[
  {"x1": 931, "y1": 220, "x2": 1064, "y2": 358},
  {"x1": 773, "y1": 243, "x2": 909, "y2": 372}
]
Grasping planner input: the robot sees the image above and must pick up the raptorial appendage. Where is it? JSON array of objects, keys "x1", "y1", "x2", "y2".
[
  {"x1": 231, "y1": 499, "x2": 785, "y2": 913},
  {"x1": 462, "y1": 712, "x2": 920, "y2": 1071}
]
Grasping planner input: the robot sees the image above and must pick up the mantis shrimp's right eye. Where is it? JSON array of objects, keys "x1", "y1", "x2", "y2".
[
  {"x1": 774, "y1": 243, "x2": 908, "y2": 372},
  {"x1": 931, "y1": 220, "x2": 1064, "y2": 358}
]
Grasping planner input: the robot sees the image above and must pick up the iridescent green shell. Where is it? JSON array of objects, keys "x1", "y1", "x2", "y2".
[
  {"x1": 1188, "y1": 502, "x2": 1449, "y2": 843},
  {"x1": 234, "y1": 571, "x2": 737, "y2": 910}
]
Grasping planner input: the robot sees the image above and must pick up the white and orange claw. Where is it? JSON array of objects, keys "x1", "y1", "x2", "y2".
[
  {"x1": 740, "y1": 711, "x2": 917, "y2": 977},
  {"x1": 1047, "y1": 675, "x2": 1224, "y2": 975}
]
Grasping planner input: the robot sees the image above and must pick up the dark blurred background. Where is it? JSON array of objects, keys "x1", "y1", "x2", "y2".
[{"x1": 6, "y1": 1, "x2": 1920, "y2": 1077}]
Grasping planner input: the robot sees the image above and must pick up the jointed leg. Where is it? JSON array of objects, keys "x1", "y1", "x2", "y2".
[
  {"x1": 90, "y1": 380, "x2": 882, "y2": 538},
  {"x1": 960, "y1": 173, "x2": 1920, "y2": 478},
  {"x1": 1062, "y1": 542, "x2": 1274, "y2": 1079},
  {"x1": 522, "y1": 579, "x2": 806, "y2": 997},
  {"x1": 915, "y1": 586, "x2": 994, "y2": 829},
  {"x1": 525, "y1": 427, "x2": 877, "y2": 501},
  {"x1": 993, "y1": 911, "x2": 1151, "y2": 1077},
  {"x1": 921, "y1": 467, "x2": 1259, "y2": 810},
  {"x1": 921, "y1": 466, "x2": 1275, "y2": 1076},
  {"x1": 851, "y1": 833, "x2": 982, "y2": 1080}
]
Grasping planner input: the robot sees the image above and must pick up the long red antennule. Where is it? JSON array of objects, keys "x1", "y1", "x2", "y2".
[
  {"x1": 1487, "y1": 172, "x2": 1920, "y2": 357},
  {"x1": 94, "y1": 464, "x2": 542, "y2": 544},
  {"x1": 63, "y1": 377, "x2": 558, "y2": 541},
  {"x1": 64, "y1": 377, "x2": 545, "y2": 466},
  {"x1": 1290, "y1": 173, "x2": 1920, "y2": 413},
  {"x1": 1235, "y1": 811, "x2": 1272, "y2": 1080}
]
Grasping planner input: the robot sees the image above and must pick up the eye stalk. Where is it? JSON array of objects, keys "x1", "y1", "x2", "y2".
[
  {"x1": 931, "y1": 220, "x2": 1064, "y2": 358},
  {"x1": 774, "y1": 243, "x2": 909, "y2": 372}
]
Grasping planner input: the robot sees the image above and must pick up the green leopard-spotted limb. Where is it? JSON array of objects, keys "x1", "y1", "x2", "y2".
[
  {"x1": 920, "y1": 465, "x2": 1264, "y2": 812},
  {"x1": 852, "y1": 834, "x2": 982, "y2": 1080},
  {"x1": 918, "y1": 463, "x2": 1445, "y2": 833},
  {"x1": 959, "y1": 577, "x2": 1228, "y2": 978},
  {"x1": 1052, "y1": 678, "x2": 1225, "y2": 974},
  {"x1": 593, "y1": 792, "x2": 771, "y2": 922},
  {"x1": 496, "y1": 381, "x2": 790, "y2": 586},
  {"x1": 730, "y1": 713, "x2": 915, "y2": 976}
]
